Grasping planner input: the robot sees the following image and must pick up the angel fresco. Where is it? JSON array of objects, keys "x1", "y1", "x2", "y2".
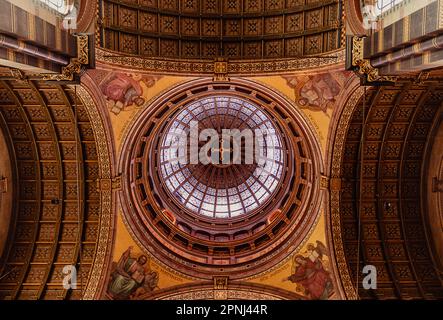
[
  {"x1": 107, "y1": 246, "x2": 159, "y2": 300},
  {"x1": 283, "y1": 241, "x2": 334, "y2": 300},
  {"x1": 99, "y1": 72, "x2": 158, "y2": 115},
  {"x1": 284, "y1": 72, "x2": 350, "y2": 113}
]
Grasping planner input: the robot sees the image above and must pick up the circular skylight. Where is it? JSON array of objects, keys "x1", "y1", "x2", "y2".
[{"x1": 158, "y1": 95, "x2": 286, "y2": 219}]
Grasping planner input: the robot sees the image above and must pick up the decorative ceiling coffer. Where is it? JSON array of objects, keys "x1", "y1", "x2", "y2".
[{"x1": 99, "y1": 0, "x2": 344, "y2": 60}]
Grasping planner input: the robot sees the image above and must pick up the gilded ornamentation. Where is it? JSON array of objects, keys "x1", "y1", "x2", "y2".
[
  {"x1": 213, "y1": 276, "x2": 228, "y2": 290},
  {"x1": 158, "y1": 289, "x2": 284, "y2": 300},
  {"x1": 350, "y1": 36, "x2": 397, "y2": 83},
  {"x1": 320, "y1": 176, "x2": 329, "y2": 189},
  {"x1": 213, "y1": 59, "x2": 229, "y2": 81},
  {"x1": 43, "y1": 35, "x2": 90, "y2": 82},
  {"x1": 76, "y1": 85, "x2": 113, "y2": 300},
  {"x1": 96, "y1": 47, "x2": 345, "y2": 76},
  {"x1": 329, "y1": 87, "x2": 364, "y2": 300}
]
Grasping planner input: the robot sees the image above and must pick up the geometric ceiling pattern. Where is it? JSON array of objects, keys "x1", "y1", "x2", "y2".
[
  {"x1": 100, "y1": 0, "x2": 343, "y2": 59},
  {"x1": 340, "y1": 82, "x2": 443, "y2": 299},
  {"x1": 159, "y1": 95, "x2": 285, "y2": 219},
  {"x1": 0, "y1": 79, "x2": 101, "y2": 300},
  {"x1": 119, "y1": 79, "x2": 322, "y2": 280}
]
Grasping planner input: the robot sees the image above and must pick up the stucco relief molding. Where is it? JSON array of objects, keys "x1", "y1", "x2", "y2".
[
  {"x1": 349, "y1": 36, "x2": 397, "y2": 83},
  {"x1": 95, "y1": 48, "x2": 345, "y2": 76},
  {"x1": 75, "y1": 85, "x2": 113, "y2": 300},
  {"x1": 329, "y1": 86, "x2": 365, "y2": 300}
]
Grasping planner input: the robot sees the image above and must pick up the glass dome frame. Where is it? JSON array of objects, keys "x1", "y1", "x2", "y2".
[
  {"x1": 158, "y1": 95, "x2": 287, "y2": 220},
  {"x1": 118, "y1": 79, "x2": 323, "y2": 279}
]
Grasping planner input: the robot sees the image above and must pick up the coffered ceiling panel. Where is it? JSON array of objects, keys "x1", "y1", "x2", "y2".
[
  {"x1": 99, "y1": 0, "x2": 343, "y2": 59},
  {"x1": 0, "y1": 79, "x2": 101, "y2": 300},
  {"x1": 339, "y1": 82, "x2": 443, "y2": 299}
]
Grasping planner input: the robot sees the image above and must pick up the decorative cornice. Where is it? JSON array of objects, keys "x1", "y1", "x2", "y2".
[
  {"x1": 349, "y1": 36, "x2": 397, "y2": 83},
  {"x1": 75, "y1": 85, "x2": 113, "y2": 300},
  {"x1": 95, "y1": 47, "x2": 345, "y2": 76},
  {"x1": 43, "y1": 34, "x2": 90, "y2": 81}
]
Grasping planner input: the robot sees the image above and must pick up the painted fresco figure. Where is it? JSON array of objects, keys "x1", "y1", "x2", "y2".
[
  {"x1": 298, "y1": 73, "x2": 341, "y2": 112},
  {"x1": 284, "y1": 72, "x2": 344, "y2": 113},
  {"x1": 107, "y1": 246, "x2": 159, "y2": 299},
  {"x1": 100, "y1": 73, "x2": 157, "y2": 114},
  {"x1": 283, "y1": 241, "x2": 333, "y2": 300}
]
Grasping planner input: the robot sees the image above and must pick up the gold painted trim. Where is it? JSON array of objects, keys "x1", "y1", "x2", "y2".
[
  {"x1": 95, "y1": 47, "x2": 345, "y2": 76},
  {"x1": 75, "y1": 85, "x2": 113, "y2": 300},
  {"x1": 330, "y1": 87, "x2": 365, "y2": 300},
  {"x1": 351, "y1": 36, "x2": 397, "y2": 83},
  {"x1": 158, "y1": 289, "x2": 283, "y2": 300},
  {"x1": 43, "y1": 34, "x2": 89, "y2": 81}
]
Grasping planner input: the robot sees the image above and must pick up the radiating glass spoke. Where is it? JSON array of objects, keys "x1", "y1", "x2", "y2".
[{"x1": 159, "y1": 95, "x2": 286, "y2": 218}]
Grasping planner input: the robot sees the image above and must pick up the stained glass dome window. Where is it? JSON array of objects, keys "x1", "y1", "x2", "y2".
[{"x1": 158, "y1": 96, "x2": 286, "y2": 219}]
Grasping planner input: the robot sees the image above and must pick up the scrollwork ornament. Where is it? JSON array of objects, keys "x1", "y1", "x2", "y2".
[
  {"x1": 43, "y1": 34, "x2": 90, "y2": 82},
  {"x1": 351, "y1": 36, "x2": 397, "y2": 84}
]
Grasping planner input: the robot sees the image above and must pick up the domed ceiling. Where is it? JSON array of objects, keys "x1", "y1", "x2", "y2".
[
  {"x1": 118, "y1": 79, "x2": 323, "y2": 279},
  {"x1": 158, "y1": 95, "x2": 286, "y2": 219},
  {"x1": 99, "y1": 0, "x2": 344, "y2": 60}
]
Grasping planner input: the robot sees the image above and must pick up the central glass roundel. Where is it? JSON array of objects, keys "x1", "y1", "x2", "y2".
[{"x1": 158, "y1": 96, "x2": 285, "y2": 219}]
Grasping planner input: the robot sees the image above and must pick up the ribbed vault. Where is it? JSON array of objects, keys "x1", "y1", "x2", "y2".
[
  {"x1": 0, "y1": 78, "x2": 101, "y2": 300},
  {"x1": 339, "y1": 81, "x2": 443, "y2": 299}
]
